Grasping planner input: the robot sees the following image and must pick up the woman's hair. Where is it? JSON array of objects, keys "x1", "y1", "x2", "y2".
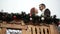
[{"x1": 30, "y1": 7, "x2": 38, "y2": 16}]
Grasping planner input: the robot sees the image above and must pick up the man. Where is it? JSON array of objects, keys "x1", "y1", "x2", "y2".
[
  {"x1": 39, "y1": 4, "x2": 51, "y2": 17},
  {"x1": 39, "y1": 4, "x2": 52, "y2": 24}
]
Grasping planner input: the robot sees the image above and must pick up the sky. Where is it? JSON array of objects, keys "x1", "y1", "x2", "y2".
[{"x1": 0, "y1": 0, "x2": 60, "y2": 18}]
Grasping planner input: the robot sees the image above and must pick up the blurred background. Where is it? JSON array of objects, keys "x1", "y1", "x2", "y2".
[{"x1": 0, "y1": 0, "x2": 60, "y2": 18}]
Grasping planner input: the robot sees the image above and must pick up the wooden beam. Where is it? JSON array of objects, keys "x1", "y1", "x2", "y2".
[{"x1": 0, "y1": 23, "x2": 27, "y2": 29}]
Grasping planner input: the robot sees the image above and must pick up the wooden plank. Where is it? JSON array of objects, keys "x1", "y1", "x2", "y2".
[
  {"x1": 40, "y1": 26, "x2": 44, "y2": 34},
  {"x1": 48, "y1": 27, "x2": 50, "y2": 34},
  {"x1": 22, "y1": 29, "x2": 26, "y2": 34},
  {"x1": 40, "y1": 26, "x2": 46, "y2": 34},
  {"x1": 53, "y1": 25, "x2": 59, "y2": 34},
  {"x1": 2, "y1": 28, "x2": 6, "y2": 34},
  {"x1": 36, "y1": 26, "x2": 40, "y2": 34},
  {"x1": 27, "y1": 25, "x2": 32, "y2": 34},
  {"x1": 0, "y1": 28, "x2": 2, "y2": 34},
  {"x1": 0, "y1": 23, "x2": 27, "y2": 29},
  {"x1": 45, "y1": 28, "x2": 47, "y2": 34},
  {"x1": 49, "y1": 25, "x2": 55, "y2": 34},
  {"x1": 32, "y1": 26, "x2": 36, "y2": 34}
]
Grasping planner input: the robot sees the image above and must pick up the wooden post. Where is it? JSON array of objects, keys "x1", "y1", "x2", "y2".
[
  {"x1": 45, "y1": 28, "x2": 48, "y2": 34},
  {"x1": 53, "y1": 25, "x2": 59, "y2": 34},
  {"x1": 40, "y1": 26, "x2": 44, "y2": 34},
  {"x1": 2, "y1": 28, "x2": 6, "y2": 34},
  {"x1": 22, "y1": 29, "x2": 26, "y2": 34},
  {"x1": 0, "y1": 28, "x2": 2, "y2": 34},
  {"x1": 21, "y1": 20, "x2": 25, "y2": 25},
  {"x1": 49, "y1": 25, "x2": 56, "y2": 34},
  {"x1": 36, "y1": 26, "x2": 40, "y2": 34},
  {"x1": 27, "y1": 25, "x2": 32, "y2": 34},
  {"x1": 32, "y1": 26, "x2": 36, "y2": 34}
]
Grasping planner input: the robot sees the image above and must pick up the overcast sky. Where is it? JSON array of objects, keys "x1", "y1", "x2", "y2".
[{"x1": 0, "y1": 0, "x2": 60, "y2": 18}]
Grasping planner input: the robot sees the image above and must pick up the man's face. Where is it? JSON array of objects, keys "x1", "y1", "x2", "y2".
[{"x1": 39, "y1": 5, "x2": 45, "y2": 11}]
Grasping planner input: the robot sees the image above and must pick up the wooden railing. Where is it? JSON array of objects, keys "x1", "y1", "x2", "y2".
[
  {"x1": 0, "y1": 21, "x2": 59, "y2": 34},
  {"x1": 26, "y1": 25, "x2": 59, "y2": 34}
]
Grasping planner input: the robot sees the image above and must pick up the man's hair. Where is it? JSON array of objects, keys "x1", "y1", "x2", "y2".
[{"x1": 40, "y1": 4, "x2": 46, "y2": 8}]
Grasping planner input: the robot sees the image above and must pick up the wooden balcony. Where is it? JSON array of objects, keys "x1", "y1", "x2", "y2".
[{"x1": 0, "y1": 21, "x2": 59, "y2": 34}]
